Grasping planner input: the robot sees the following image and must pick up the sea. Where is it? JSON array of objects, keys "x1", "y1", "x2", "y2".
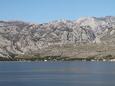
[{"x1": 0, "y1": 61, "x2": 115, "y2": 86}]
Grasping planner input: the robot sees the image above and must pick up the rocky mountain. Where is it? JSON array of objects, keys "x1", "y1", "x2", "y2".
[{"x1": 0, "y1": 16, "x2": 115, "y2": 60}]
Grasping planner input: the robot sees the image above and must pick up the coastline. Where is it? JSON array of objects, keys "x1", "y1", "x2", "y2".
[
  {"x1": 1, "y1": 55, "x2": 115, "y2": 62},
  {"x1": 1, "y1": 44, "x2": 115, "y2": 62}
]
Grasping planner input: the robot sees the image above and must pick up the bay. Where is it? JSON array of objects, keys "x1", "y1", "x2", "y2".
[{"x1": 0, "y1": 61, "x2": 115, "y2": 86}]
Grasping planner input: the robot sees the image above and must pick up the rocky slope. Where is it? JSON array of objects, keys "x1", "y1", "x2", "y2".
[{"x1": 0, "y1": 16, "x2": 115, "y2": 61}]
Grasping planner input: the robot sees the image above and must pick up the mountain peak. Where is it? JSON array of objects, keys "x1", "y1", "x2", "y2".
[{"x1": 0, "y1": 16, "x2": 115, "y2": 60}]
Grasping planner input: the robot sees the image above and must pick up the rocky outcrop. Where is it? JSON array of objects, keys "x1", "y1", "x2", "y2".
[{"x1": 0, "y1": 16, "x2": 115, "y2": 60}]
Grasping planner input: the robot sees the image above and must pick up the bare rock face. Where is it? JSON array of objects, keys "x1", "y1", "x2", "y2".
[{"x1": 0, "y1": 16, "x2": 115, "y2": 58}]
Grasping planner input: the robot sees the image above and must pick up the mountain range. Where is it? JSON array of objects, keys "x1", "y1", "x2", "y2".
[{"x1": 0, "y1": 16, "x2": 115, "y2": 61}]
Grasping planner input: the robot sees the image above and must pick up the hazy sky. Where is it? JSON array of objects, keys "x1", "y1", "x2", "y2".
[{"x1": 0, "y1": 0, "x2": 115, "y2": 23}]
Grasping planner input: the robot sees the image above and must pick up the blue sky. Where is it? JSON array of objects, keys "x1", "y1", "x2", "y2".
[{"x1": 0, "y1": 0, "x2": 115, "y2": 23}]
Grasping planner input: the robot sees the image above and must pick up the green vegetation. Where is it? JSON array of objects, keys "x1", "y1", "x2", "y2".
[{"x1": 1, "y1": 44, "x2": 115, "y2": 61}]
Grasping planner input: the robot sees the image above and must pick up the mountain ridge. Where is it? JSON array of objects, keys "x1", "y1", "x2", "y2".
[{"x1": 0, "y1": 16, "x2": 115, "y2": 61}]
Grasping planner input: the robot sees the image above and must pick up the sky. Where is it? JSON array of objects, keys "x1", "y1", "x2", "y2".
[{"x1": 0, "y1": 0, "x2": 115, "y2": 23}]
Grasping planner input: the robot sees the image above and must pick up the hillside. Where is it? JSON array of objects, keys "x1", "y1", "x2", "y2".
[{"x1": 0, "y1": 16, "x2": 115, "y2": 61}]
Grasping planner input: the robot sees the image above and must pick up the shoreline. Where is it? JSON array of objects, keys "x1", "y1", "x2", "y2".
[{"x1": 0, "y1": 55, "x2": 115, "y2": 62}]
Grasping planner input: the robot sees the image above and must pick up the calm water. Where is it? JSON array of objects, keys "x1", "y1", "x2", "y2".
[{"x1": 0, "y1": 61, "x2": 115, "y2": 86}]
